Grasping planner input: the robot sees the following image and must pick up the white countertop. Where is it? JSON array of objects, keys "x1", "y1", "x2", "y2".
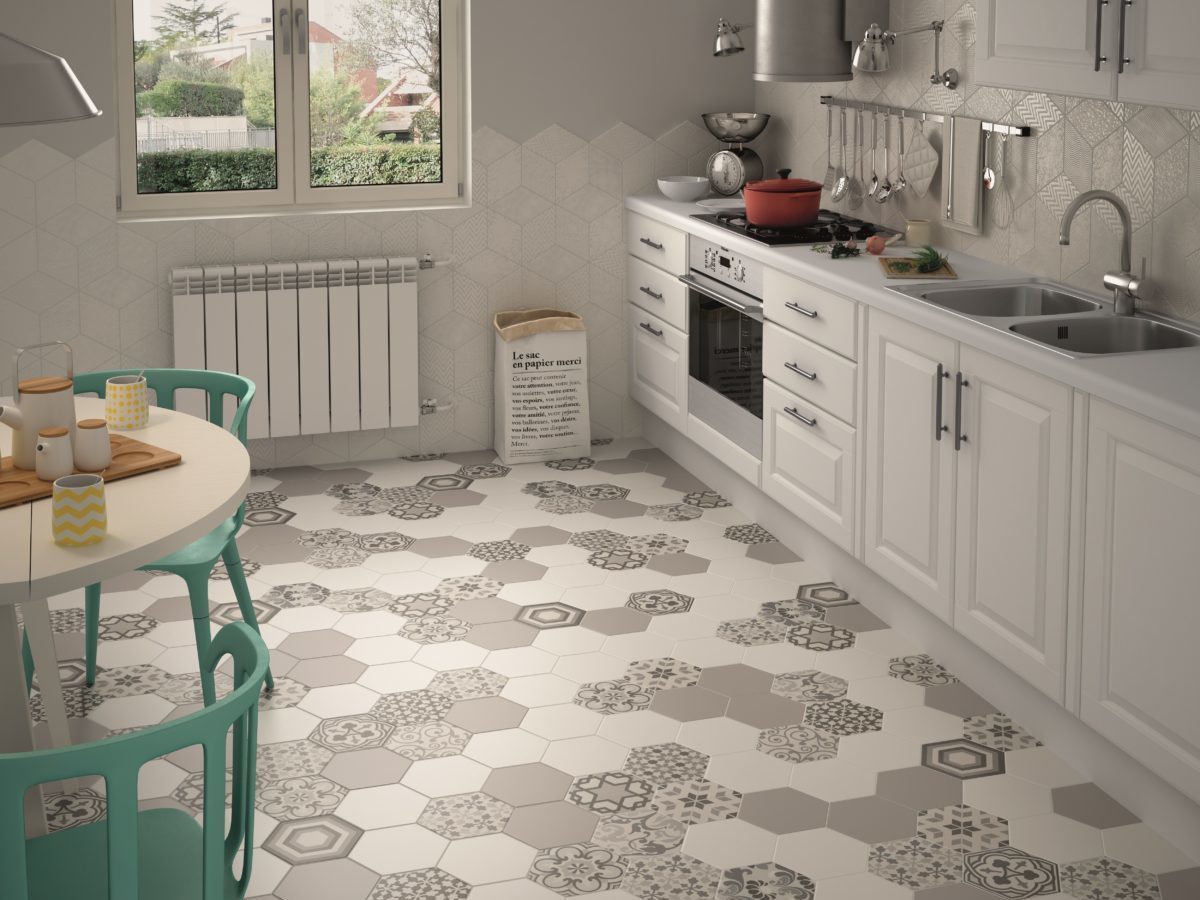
[{"x1": 627, "y1": 194, "x2": 1200, "y2": 440}]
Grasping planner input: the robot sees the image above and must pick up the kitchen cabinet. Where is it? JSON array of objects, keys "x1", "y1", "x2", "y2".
[
  {"x1": 863, "y1": 310, "x2": 958, "y2": 622},
  {"x1": 628, "y1": 256, "x2": 687, "y2": 333},
  {"x1": 977, "y1": 0, "x2": 1200, "y2": 109},
  {"x1": 952, "y1": 347, "x2": 1073, "y2": 701},
  {"x1": 763, "y1": 380, "x2": 856, "y2": 553},
  {"x1": 629, "y1": 309, "x2": 688, "y2": 434},
  {"x1": 1080, "y1": 400, "x2": 1200, "y2": 802}
]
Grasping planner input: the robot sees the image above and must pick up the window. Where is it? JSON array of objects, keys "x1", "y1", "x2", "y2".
[{"x1": 115, "y1": 0, "x2": 467, "y2": 217}]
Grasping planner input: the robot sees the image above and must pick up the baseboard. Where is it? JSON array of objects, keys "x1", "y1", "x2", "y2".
[{"x1": 644, "y1": 414, "x2": 1200, "y2": 860}]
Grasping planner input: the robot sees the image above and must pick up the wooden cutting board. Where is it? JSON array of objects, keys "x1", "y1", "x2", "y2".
[
  {"x1": 0, "y1": 435, "x2": 182, "y2": 509},
  {"x1": 880, "y1": 257, "x2": 959, "y2": 279}
]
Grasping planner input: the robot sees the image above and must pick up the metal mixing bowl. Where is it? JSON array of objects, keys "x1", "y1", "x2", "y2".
[{"x1": 701, "y1": 112, "x2": 771, "y2": 143}]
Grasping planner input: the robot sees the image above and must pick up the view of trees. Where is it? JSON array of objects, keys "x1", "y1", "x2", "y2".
[
  {"x1": 347, "y1": 0, "x2": 442, "y2": 93},
  {"x1": 153, "y1": 0, "x2": 235, "y2": 45}
]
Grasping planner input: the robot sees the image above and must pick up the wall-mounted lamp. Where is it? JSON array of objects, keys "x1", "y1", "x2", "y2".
[
  {"x1": 714, "y1": 18, "x2": 752, "y2": 57},
  {"x1": 0, "y1": 32, "x2": 101, "y2": 126},
  {"x1": 852, "y1": 20, "x2": 958, "y2": 90}
]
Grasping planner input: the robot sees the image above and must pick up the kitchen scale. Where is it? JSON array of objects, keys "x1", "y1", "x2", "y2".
[{"x1": 703, "y1": 112, "x2": 770, "y2": 196}]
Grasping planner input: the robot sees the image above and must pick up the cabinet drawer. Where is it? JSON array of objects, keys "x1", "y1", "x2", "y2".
[
  {"x1": 764, "y1": 268, "x2": 858, "y2": 359},
  {"x1": 626, "y1": 211, "x2": 687, "y2": 274},
  {"x1": 763, "y1": 379, "x2": 856, "y2": 553},
  {"x1": 628, "y1": 306, "x2": 688, "y2": 433},
  {"x1": 628, "y1": 255, "x2": 687, "y2": 332},
  {"x1": 764, "y1": 322, "x2": 857, "y2": 425}
]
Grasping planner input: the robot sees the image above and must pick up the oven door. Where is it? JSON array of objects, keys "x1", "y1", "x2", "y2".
[{"x1": 681, "y1": 273, "x2": 764, "y2": 459}]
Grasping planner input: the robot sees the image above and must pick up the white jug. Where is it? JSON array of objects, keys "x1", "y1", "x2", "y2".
[
  {"x1": 35, "y1": 428, "x2": 74, "y2": 482},
  {"x1": 0, "y1": 342, "x2": 76, "y2": 470}
]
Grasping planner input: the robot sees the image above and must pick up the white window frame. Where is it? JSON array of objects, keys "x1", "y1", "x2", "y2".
[{"x1": 114, "y1": 0, "x2": 469, "y2": 220}]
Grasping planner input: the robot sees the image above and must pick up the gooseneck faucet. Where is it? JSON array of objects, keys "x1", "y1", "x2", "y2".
[{"x1": 1058, "y1": 189, "x2": 1141, "y2": 315}]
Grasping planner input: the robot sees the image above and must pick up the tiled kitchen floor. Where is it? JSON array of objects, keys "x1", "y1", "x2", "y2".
[{"x1": 32, "y1": 440, "x2": 1200, "y2": 900}]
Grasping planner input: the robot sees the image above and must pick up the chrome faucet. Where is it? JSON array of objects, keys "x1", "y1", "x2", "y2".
[{"x1": 1059, "y1": 190, "x2": 1142, "y2": 315}]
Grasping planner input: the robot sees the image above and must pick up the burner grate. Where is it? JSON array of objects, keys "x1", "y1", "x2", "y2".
[{"x1": 693, "y1": 211, "x2": 898, "y2": 246}]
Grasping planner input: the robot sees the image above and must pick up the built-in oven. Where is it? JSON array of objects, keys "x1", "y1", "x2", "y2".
[{"x1": 679, "y1": 239, "x2": 764, "y2": 459}]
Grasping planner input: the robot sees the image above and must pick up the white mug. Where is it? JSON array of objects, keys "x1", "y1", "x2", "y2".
[
  {"x1": 35, "y1": 427, "x2": 75, "y2": 482},
  {"x1": 105, "y1": 374, "x2": 149, "y2": 430},
  {"x1": 75, "y1": 418, "x2": 112, "y2": 472}
]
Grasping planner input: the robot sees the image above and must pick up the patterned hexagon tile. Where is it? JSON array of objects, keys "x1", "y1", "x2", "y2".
[{"x1": 33, "y1": 440, "x2": 1198, "y2": 898}]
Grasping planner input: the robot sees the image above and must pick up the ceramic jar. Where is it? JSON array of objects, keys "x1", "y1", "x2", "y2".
[
  {"x1": 105, "y1": 374, "x2": 149, "y2": 430},
  {"x1": 74, "y1": 418, "x2": 112, "y2": 472},
  {"x1": 52, "y1": 474, "x2": 106, "y2": 546},
  {"x1": 35, "y1": 427, "x2": 74, "y2": 482},
  {"x1": 905, "y1": 218, "x2": 933, "y2": 247}
]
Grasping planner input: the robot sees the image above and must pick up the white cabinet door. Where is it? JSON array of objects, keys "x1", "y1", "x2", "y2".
[
  {"x1": 629, "y1": 308, "x2": 688, "y2": 433},
  {"x1": 1116, "y1": 0, "x2": 1200, "y2": 109},
  {"x1": 863, "y1": 310, "x2": 958, "y2": 621},
  {"x1": 1080, "y1": 400, "x2": 1200, "y2": 803},
  {"x1": 976, "y1": 0, "x2": 1117, "y2": 99},
  {"x1": 953, "y1": 348, "x2": 1073, "y2": 701},
  {"x1": 763, "y1": 380, "x2": 856, "y2": 553}
]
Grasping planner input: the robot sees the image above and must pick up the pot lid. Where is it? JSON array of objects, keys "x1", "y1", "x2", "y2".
[{"x1": 745, "y1": 169, "x2": 822, "y2": 193}]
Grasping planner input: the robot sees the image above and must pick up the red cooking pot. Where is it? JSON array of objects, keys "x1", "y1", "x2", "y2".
[{"x1": 744, "y1": 169, "x2": 822, "y2": 228}]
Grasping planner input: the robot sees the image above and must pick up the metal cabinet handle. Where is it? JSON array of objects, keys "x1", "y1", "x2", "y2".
[
  {"x1": 295, "y1": 8, "x2": 308, "y2": 54},
  {"x1": 639, "y1": 286, "x2": 663, "y2": 300},
  {"x1": 639, "y1": 321, "x2": 664, "y2": 337},
  {"x1": 639, "y1": 237, "x2": 664, "y2": 250},
  {"x1": 784, "y1": 406, "x2": 817, "y2": 427},
  {"x1": 785, "y1": 301, "x2": 819, "y2": 318},
  {"x1": 1094, "y1": 0, "x2": 1108, "y2": 70},
  {"x1": 1117, "y1": 0, "x2": 1131, "y2": 72},
  {"x1": 954, "y1": 371, "x2": 968, "y2": 451},
  {"x1": 279, "y1": 6, "x2": 292, "y2": 54},
  {"x1": 785, "y1": 361, "x2": 817, "y2": 381},
  {"x1": 935, "y1": 363, "x2": 950, "y2": 441}
]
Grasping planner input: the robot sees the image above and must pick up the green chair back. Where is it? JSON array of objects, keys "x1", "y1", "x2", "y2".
[{"x1": 0, "y1": 622, "x2": 267, "y2": 900}]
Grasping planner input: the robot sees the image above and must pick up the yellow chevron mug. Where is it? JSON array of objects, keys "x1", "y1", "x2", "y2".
[
  {"x1": 52, "y1": 474, "x2": 107, "y2": 547},
  {"x1": 105, "y1": 374, "x2": 149, "y2": 430}
]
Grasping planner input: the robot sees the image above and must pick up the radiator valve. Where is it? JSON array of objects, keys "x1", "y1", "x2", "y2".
[{"x1": 420, "y1": 397, "x2": 454, "y2": 415}]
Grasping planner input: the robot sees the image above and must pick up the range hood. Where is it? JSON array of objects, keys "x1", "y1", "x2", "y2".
[{"x1": 753, "y1": 0, "x2": 888, "y2": 83}]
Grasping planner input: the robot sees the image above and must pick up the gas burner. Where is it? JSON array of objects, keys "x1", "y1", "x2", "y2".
[{"x1": 695, "y1": 211, "x2": 899, "y2": 246}]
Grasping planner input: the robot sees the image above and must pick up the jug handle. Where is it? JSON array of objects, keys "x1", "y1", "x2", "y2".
[{"x1": 14, "y1": 341, "x2": 73, "y2": 393}]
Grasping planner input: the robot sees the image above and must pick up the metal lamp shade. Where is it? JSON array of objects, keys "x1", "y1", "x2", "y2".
[
  {"x1": 852, "y1": 24, "x2": 891, "y2": 73},
  {"x1": 714, "y1": 20, "x2": 745, "y2": 57},
  {"x1": 0, "y1": 33, "x2": 101, "y2": 126}
]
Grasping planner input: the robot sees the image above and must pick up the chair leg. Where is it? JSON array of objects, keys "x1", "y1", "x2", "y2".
[
  {"x1": 21, "y1": 627, "x2": 34, "y2": 692},
  {"x1": 221, "y1": 541, "x2": 274, "y2": 692},
  {"x1": 84, "y1": 583, "x2": 101, "y2": 687},
  {"x1": 182, "y1": 571, "x2": 217, "y2": 706}
]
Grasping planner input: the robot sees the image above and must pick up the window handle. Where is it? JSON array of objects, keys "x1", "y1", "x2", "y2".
[
  {"x1": 785, "y1": 301, "x2": 818, "y2": 318},
  {"x1": 295, "y1": 7, "x2": 308, "y2": 55},
  {"x1": 279, "y1": 6, "x2": 291, "y2": 55}
]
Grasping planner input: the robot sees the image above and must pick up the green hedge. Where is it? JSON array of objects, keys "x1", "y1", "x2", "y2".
[
  {"x1": 137, "y1": 80, "x2": 244, "y2": 117},
  {"x1": 136, "y1": 143, "x2": 443, "y2": 193}
]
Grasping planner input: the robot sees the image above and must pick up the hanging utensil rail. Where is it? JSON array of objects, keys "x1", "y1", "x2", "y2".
[{"x1": 818, "y1": 95, "x2": 1032, "y2": 137}]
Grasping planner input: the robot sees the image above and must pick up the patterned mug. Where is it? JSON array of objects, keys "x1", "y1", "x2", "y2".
[
  {"x1": 52, "y1": 473, "x2": 107, "y2": 546},
  {"x1": 105, "y1": 374, "x2": 149, "y2": 430}
]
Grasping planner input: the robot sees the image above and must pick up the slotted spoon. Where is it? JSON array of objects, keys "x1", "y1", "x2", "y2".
[
  {"x1": 868, "y1": 112, "x2": 879, "y2": 197},
  {"x1": 848, "y1": 108, "x2": 865, "y2": 209},
  {"x1": 822, "y1": 105, "x2": 835, "y2": 192},
  {"x1": 831, "y1": 108, "x2": 850, "y2": 202},
  {"x1": 875, "y1": 113, "x2": 894, "y2": 203}
]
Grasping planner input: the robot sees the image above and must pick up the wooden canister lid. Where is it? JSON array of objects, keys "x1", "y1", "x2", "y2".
[
  {"x1": 78, "y1": 418, "x2": 107, "y2": 429},
  {"x1": 19, "y1": 375, "x2": 72, "y2": 395},
  {"x1": 38, "y1": 426, "x2": 68, "y2": 437}
]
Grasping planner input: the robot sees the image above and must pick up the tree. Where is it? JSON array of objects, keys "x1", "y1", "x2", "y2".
[
  {"x1": 411, "y1": 107, "x2": 440, "y2": 143},
  {"x1": 230, "y1": 55, "x2": 275, "y2": 128},
  {"x1": 308, "y1": 68, "x2": 384, "y2": 148},
  {"x1": 154, "y1": 0, "x2": 232, "y2": 44},
  {"x1": 346, "y1": 0, "x2": 441, "y2": 94}
]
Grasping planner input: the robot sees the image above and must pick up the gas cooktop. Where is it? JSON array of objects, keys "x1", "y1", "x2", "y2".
[{"x1": 692, "y1": 210, "x2": 899, "y2": 246}]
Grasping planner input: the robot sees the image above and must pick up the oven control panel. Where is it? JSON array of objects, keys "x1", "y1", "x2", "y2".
[{"x1": 688, "y1": 239, "x2": 763, "y2": 299}]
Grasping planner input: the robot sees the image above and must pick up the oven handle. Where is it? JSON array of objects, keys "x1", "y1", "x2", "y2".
[{"x1": 678, "y1": 275, "x2": 764, "y2": 322}]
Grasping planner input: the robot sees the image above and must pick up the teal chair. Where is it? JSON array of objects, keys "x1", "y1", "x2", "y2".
[
  {"x1": 23, "y1": 369, "x2": 273, "y2": 703},
  {"x1": 2, "y1": 621, "x2": 267, "y2": 900}
]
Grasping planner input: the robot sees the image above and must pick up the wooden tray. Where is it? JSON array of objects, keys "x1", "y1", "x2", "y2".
[
  {"x1": 0, "y1": 434, "x2": 182, "y2": 509},
  {"x1": 880, "y1": 256, "x2": 958, "y2": 279}
]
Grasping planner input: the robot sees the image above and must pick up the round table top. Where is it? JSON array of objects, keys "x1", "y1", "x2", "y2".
[{"x1": 0, "y1": 397, "x2": 250, "y2": 604}]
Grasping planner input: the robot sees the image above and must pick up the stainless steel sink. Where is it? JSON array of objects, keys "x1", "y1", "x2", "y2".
[
  {"x1": 1010, "y1": 316, "x2": 1200, "y2": 357},
  {"x1": 893, "y1": 280, "x2": 1103, "y2": 317}
]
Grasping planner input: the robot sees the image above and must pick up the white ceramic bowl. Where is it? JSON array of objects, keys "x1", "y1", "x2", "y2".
[{"x1": 658, "y1": 176, "x2": 710, "y2": 203}]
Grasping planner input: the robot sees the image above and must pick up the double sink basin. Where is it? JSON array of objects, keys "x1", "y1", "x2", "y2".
[{"x1": 889, "y1": 279, "x2": 1200, "y2": 357}]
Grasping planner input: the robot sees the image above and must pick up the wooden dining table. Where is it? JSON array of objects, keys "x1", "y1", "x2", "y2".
[{"x1": 0, "y1": 396, "x2": 249, "y2": 832}]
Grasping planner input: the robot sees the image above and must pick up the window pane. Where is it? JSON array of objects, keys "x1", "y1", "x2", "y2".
[
  {"x1": 133, "y1": 0, "x2": 279, "y2": 194},
  {"x1": 306, "y1": 0, "x2": 443, "y2": 188}
]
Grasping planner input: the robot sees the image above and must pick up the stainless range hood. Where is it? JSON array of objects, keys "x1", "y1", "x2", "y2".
[{"x1": 752, "y1": 0, "x2": 889, "y2": 83}]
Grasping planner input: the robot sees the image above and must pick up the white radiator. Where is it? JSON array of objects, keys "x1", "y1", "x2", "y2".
[{"x1": 170, "y1": 258, "x2": 419, "y2": 439}]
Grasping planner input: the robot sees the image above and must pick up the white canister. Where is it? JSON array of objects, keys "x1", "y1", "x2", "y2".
[
  {"x1": 35, "y1": 427, "x2": 75, "y2": 483},
  {"x1": 75, "y1": 418, "x2": 112, "y2": 472},
  {"x1": 905, "y1": 218, "x2": 934, "y2": 247}
]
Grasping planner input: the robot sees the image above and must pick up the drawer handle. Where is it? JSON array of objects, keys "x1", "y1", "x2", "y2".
[
  {"x1": 639, "y1": 237, "x2": 665, "y2": 250},
  {"x1": 639, "y1": 285, "x2": 664, "y2": 300},
  {"x1": 784, "y1": 406, "x2": 817, "y2": 427},
  {"x1": 785, "y1": 361, "x2": 817, "y2": 381},
  {"x1": 640, "y1": 321, "x2": 664, "y2": 337},
  {"x1": 785, "y1": 301, "x2": 819, "y2": 318}
]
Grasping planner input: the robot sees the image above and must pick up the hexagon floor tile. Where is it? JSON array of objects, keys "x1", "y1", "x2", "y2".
[{"x1": 34, "y1": 440, "x2": 1197, "y2": 898}]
